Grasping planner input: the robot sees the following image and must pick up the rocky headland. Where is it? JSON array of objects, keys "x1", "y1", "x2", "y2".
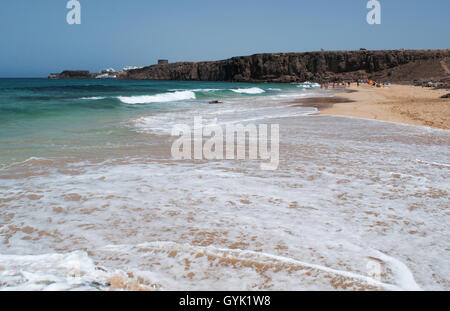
[
  {"x1": 49, "y1": 49, "x2": 450, "y2": 84},
  {"x1": 48, "y1": 70, "x2": 94, "y2": 79}
]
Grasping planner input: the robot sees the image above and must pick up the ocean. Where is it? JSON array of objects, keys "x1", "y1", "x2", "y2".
[
  {"x1": 0, "y1": 79, "x2": 449, "y2": 290},
  {"x1": 0, "y1": 79, "x2": 317, "y2": 166}
]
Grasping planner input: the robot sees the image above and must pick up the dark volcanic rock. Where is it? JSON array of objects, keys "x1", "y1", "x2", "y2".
[
  {"x1": 122, "y1": 49, "x2": 450, "y2": 83},
  {"x1": 49, "y1": 70, "x2": 94, "y2": 79}
]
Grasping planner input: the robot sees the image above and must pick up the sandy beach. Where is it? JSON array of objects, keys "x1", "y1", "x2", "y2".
[{"x1": 297, "y1": 85, "x2": 449, "y2": 130}]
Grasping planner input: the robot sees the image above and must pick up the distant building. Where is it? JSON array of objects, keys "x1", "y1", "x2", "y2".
[
  {"x1": 101, "y1": 68, "x2": 116, "y2": 74},
  {"x1": 158, "y1": 59, "x2": 169, "y2": 65},
  {"x1": 123, "y1": 66, "x2": 143, "y2": 71}
]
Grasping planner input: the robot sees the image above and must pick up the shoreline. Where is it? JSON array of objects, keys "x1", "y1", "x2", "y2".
[
  {"x1": 1, "y1": 80, "x2": 450, "y2": 290},
  {"x1": 291, "y1": 85, "x2": 449, "y2": 130}
]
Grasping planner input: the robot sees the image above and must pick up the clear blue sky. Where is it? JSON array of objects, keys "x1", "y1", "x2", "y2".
[{"x1": 0, "y1": 0, "x2": 449, "y2": 77}]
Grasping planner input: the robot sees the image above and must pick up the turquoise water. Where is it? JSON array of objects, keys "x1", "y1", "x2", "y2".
[{"x1": 0, "y1": 79, "x2": 316, "y2": 165}]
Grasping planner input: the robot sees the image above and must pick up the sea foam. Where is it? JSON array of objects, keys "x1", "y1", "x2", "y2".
[
  {"x1": 80, "y1": 96, "x2": 107, "y2": 100},
  {"x1": 231, "y1": 87, "x2": 265, "y2": 94},
  {"x1": 117, "y1": 91, "x2": 196, "y2": 104}
]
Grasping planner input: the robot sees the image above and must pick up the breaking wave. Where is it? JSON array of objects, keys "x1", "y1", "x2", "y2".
[
  {"x1": 231, "y1": 87, "x2": 265, "y2": 94},
  {"x1": 80, "y1": 96, "x2": 107, "y2": 100},
  {"x1": 117, "y1": 91, "x2": 196, "y2": 104}
]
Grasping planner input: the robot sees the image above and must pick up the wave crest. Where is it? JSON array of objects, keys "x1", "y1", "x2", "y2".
[
  {"x1": 80, "y1": 96, "x2": 107, "y2": 100},
  {"x1": 117, "y1": 91, "x2": 196, "y2": 104},
  {"x1": 231, "y1": 87, "x2": 265, "y2": 94}
]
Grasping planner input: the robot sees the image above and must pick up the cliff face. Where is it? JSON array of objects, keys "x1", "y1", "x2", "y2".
[{"x1": 122, "y1": 50, "x2": 450, "y2": 83}]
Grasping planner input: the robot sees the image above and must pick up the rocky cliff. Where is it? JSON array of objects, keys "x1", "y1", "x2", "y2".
[
  {"x1": 49, "y1": 70, "x2": 94, "y2": 79},
  {"x1": 121, "y1": 49, "x2": 450, "y2": 83}
]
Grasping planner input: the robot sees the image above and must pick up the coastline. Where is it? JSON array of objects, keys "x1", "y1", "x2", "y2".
[
  {"x1": 48, "y1": 49, "x2": 450, "y2": 83},
  {"x1": 297, "y1": 85, "x2": 449, "y2": 130}
]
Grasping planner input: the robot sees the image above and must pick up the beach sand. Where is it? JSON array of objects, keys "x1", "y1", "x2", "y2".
[{"x1": 294, "y1": 85, "x2": 450, "y2": 130}]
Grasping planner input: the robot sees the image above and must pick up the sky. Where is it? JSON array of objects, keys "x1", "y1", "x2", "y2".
[{"x1": 0, "y1": 0, "x2": 449, "y2": 77}]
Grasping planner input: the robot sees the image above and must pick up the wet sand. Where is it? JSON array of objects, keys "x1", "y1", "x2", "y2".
[{"x1": 293, "y1": 85, "x2": 450, "y2": 130}]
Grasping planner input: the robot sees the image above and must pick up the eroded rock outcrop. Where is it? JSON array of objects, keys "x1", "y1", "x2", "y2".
[
  {"x1": 49, "y1": 70, "x2": 94, "y2": 79},
  {"x1": 122, "y1": 49, "x2": 450, "y2": 83}
]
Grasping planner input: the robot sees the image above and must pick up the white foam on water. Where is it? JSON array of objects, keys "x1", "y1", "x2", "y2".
[
  {"x1": 190, "y1": 88, "x2": 222, "y2": 92},
  {"x1": 231, "y1": 87, "x2": 265, "y2": 94},
  {"x1": 80, "y1": 96, "x2": 107, "y2": 100},
  {"x1": 131, "y1": 103, "x2": 315, "y2": 135},
  {"x1": 369, "y1": 250, "x2": 422, "y2": 291},
  {"x1": 128, "y1": 92, "x2": 318, "y2": 135},
  {"x1": 0, "y1": 251, "x2": 110, "y2": 291},
  {"x1": 296, "y1": 82, "x2": 321, "y2": 88},
  {"x1": 117, "y1": 91, "x2": 196, "y2": 104},
  {"x1": 0, "y1": 157, "x2": 52, "y2": 170},
  {"x1": 98, "y1": 241, "x2": 401, "y2": 291},
  {"x1": 415, "y1": 159, "x2": 450, "y2": 168},
  {"x1": 168, "y1": 88, "x2": 222, "y2": 92}
]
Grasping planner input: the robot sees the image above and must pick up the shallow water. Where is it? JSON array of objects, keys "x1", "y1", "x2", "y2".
[
  {"x1": 0, "y1": 79, "x2": 449, "y2": 290},
  {"x1": 0, "y1": 79, "x2": 317, "y2": 166}
]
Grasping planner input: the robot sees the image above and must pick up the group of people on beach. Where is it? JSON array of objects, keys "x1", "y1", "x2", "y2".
[
  {"x1": 320, "y1": 79, "x2": 391, "y2": 89},
  {"x1": 421, "y1": 81, "x2": 449, "y2": 89},
  {"x1": 359, "y1": 79, "x2": 391, "y2": 88},
  {"x1": 320, "y1": 82, "x2": 350, "y2": 89},
  {"x1": 319, "y1": 79, "x2": 448, "y2": 90}
]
